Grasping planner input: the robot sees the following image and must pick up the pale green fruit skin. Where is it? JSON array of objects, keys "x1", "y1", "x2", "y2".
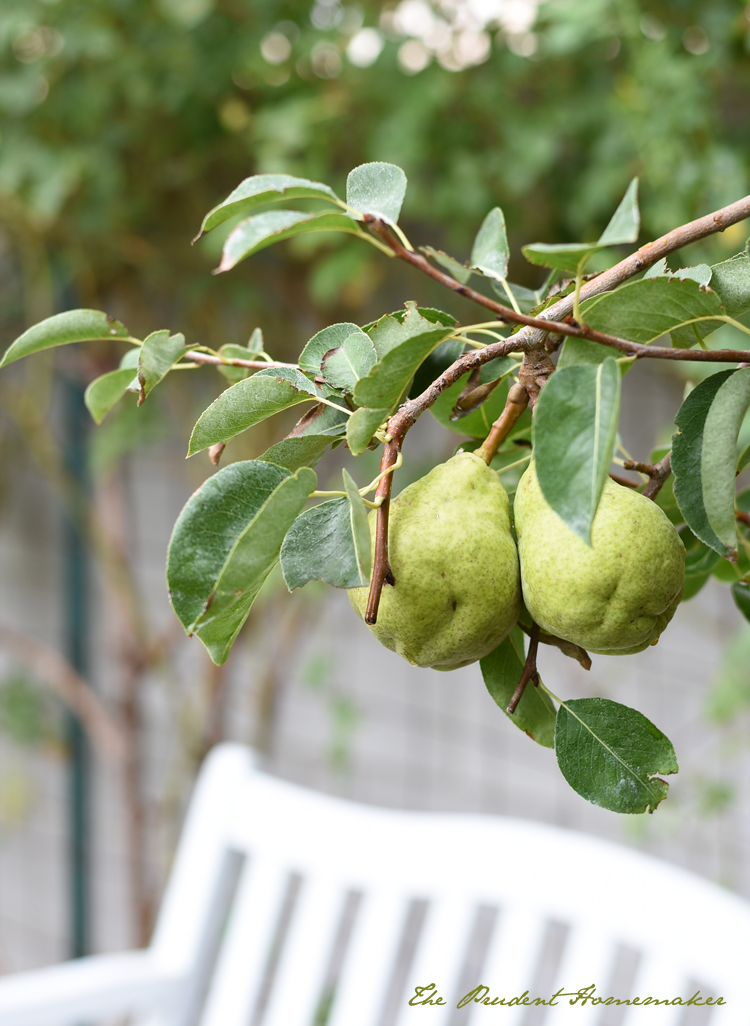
[
  {"x1": 349, "y1": 451, "x2": 522, "y2": 670},
  {"x1": 514, "y1": 465, "x2": 685, "y2": 655}
]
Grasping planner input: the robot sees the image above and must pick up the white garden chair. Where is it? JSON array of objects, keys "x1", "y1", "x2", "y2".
[{"x1": 0, "y1": 742, "x2": 747, "y2": 1026}]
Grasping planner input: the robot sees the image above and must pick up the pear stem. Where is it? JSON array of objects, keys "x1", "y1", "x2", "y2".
[
  {"x1": 641, "y1": 452, "x2": 672, "y2": 500},
  {"x1": 507, "y1": 622, "x2": 540, "y2": 715},
  {"x1": 475, "y1": 382, "x2": 529, "y2": 465}
]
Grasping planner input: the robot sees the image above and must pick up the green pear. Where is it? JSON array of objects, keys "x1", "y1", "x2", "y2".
[
  {"x1": 349, "y1": 451, "x2": 522, "y2": 670},
  {"x1": 513, "y1": 464, "x2": 685, "y2": 655}
]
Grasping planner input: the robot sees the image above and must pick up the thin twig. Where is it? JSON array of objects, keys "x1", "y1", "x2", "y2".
[
  {"x1": 642, "y1": 452, "x2": 672, "y2": 500},
  {"x1": 517, "y1": 622, "x2": 591, "y2": 670},
  {"x1": 0, "y1": 624, "x2": 125, "y2": 761},
  {"x1": 183, "y1": 351, "x2": 297, "y2": 371},
  {"x1": 507, "y1": 623, "x2": 541, "y2": 715},
  {"x1": 623, "y1": 459, "x2": 660, "y2": 477},
  {"x1": 609, "y1": 472, "x2": 641, "y2": 489},
  {"x1": 736, "y1": 510, "x2": 750, "y2": 528}
]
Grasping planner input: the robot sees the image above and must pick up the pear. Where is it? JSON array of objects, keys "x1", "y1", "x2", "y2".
[
  {"x1": 513, "y1": 464, "x2": 685, "y2": 655},
  {"x1": 349, "y1": 451, "x2": 522, "y2": 670}
]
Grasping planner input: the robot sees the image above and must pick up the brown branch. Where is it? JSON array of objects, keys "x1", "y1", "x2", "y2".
[
  {"x1": 507, "y1": 623, "x2": 541, "y2": 715},
  {"x1": 0, "y1": 625, "x2": 125, "y2": 761},
  {"x1": 642, "y1": 452, "x2": 672, "y2": 500},
  {"x1": 736, "y1": 510, "x2": 750, "y2": 528},
  {"x1": 362, "y1": 194, "x2": 750, "y2": 622},
  {"x1": 182, "y1": 351, "x2": 297, "y2": 371},
  {"x1": 518, "y1": 622, "x2": 591, "y2": 670},
  {"x1": 364, "y1": 200, "x2": 750, "y2": 365},
  {"x1": 623, "y1": 459, "x2": 661, "y2": 477},
  {"x1": 609, "y1": 472, "x2": 641, "y2": 489},
  {"x1": 475, "y1": 382, "x2": 529, "y2": 464}
]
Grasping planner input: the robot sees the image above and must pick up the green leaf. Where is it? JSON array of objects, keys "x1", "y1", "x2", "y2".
[
  {"x1": 522, "y1": 180, "x2": 639, "y2": 274},
  {"x1": 596, "y1": 177, "x2": 640, "y2": 247},
  {"x1": 167, "y1": 461, "x2": 316, "y2": 664},
  {"x1": 346, "y1": 162, "x2": 407, "y2": 226},
  {"x1": 257, "y1": 434, "x2": 334, "y2": 471},
  {"x1": 491, "y1": 280, "x2": 544, "y2": 314},
  {"x1": 188, "y1": 368, "x2": 325, "y2": 456},
  {"x1": 289, "y1": 402, "x2": 350, "y2": 438},
  {"x1": 216, "y1": 337, "x2": 266, "y2": 382},
  {"x1": 581, "y1": 277, "x2": 723, "y2": 344},
  {"x1": 422, "y1": 246, "x2": 472, "y2": 284},
  {"x1": 280, "y1": 468, "x2": 371, "y2": 591},
  {"x1": 218, "y1": 210, "x2": 363, "y2": 272},
  {"x1": 738, "y1": 441, "x2": 750, "y2": 476},
  {"x1": 354, "y1": 304, "x2": 455, "y2": 408},
  {"x1": 84, "y1": 368, "x2": 136, "y2": 424},
  {"x1": 195, "y1": 174, "x2": 341, "y2": 239},
  {"x1": 533, "y1": 358, "x2": 621, "y2": 544},
  {"x1": 710, "y1": 253, "x2": 750, "y2": 319},
  {"x1": 346, "y1": 406, "x2": 389, "y2": 455},
  {"x1": 299, "y1": 322, "x2": 362, "y2": 377},
  {"x1": 480, "y1": 630, "x2": 556, "y2": 748},
  {"x1": 0, "y1": 309, "x2": 131, "y2": 369},
  {"x1": 731, "y1": 581, "x2": 750, "y2": 622},
  {"x1": 470, "y1": 207, "x2": 509, "y2": 281},
  {"x1": 321, "y1": 329, "x2": 377, "y2": 393},
  {"x1": 522, "y1": 241, "x2": 601, "y2": 274},
  {"x1": 409, "y1": 337, "x2": 465, "y2": 399},
  {"x1": 555, "y1": 697, "x2": 677, "y2": 814},
  {"x1": 136, "y1": 329, "x2": 188, "y2": 403},
  {"x1": 557, "y1": 337, "x2": 620, "y2": 369},
  {"x1": 365, "y1": 304, "x2": 457, "y2": 357},
  {"x1": 672, "y1": 368, "x2": 750, "y2": 558}
]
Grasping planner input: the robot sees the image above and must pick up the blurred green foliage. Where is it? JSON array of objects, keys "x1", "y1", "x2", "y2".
[{"x1": 0, "y1": 0, "x2": 748, "y2": 352}]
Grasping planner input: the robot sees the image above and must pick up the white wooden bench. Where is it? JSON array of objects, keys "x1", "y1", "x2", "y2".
[{"x1": 1, "y1": 742, "x2": 747, "y2": 1025}]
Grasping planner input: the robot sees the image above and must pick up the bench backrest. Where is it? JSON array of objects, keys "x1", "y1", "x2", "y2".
[{"x1": 148, "y1": 744, "x2": 750, "y2": 1026}]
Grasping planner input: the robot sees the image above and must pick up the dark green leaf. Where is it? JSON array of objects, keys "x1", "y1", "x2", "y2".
[
  {"x1": 216, "y1": 340, "x2": 266, "y2": 382},
  {"x1": 84, "y1": 368, "x2": 136, "y2": 424},
  {"x1": 672, "y1": 368, "x2": 750, "y2": 558},
  {"x1": 167, "y1": 461, "x2": 316, "y2": 664},
  {"x1": 596, "y1": 177, "x2": 640, "y2": 246},
  {"x1": 136, "y1": 329, "x2": 188, "y2": 403},
  {"x1": 480, "y1": 630, "x2": 556, "y2": 748},
  {"x1": 346, "y1": 406, "x2": 389, "y2": 455},
  {"x1": 422, "y1": 246, "x2": 472, "y2": 284},
  {"x1": 470, "y1": 207, "x2": 509, "y2": 281},
  {"x1": 257, "y1": 434, "x2": 334, "y2": 471},
  {"x1": 218, "y1": 210, "x2": 363, "y2": 272},
  {"x1": 299, "y1": 322, "x2": 362, "y2": 377},
  {"x1": 188, "y1": 369, "x2": 326, "y2": 456},
  {"x1": 581, "y1": 277, "x2": 723, "y2": 344},
  {"x1": 195, "y1": 174, "x2": 341, "y2": 239},
  {"x1": 321, "y1": 329, "x2": 377, "y2": 393},
  {"x1": 408, "y1": 337, "x2": 465, "y2": 399},
  {"x1": 555, "y1": 697, "x2": 677, "y2": 814},
  {"x1": 0, "y1": 309, "x2": 131, "y2": 369},
  {"x1": 533, "y1": 358, "x2": 621, "y2": 544},
  {"x1": 280, "y1": 468, "x2": 371, "y2": 591},
  {"x1": 346, "y1": 162, "x2": 407, "y2": 226},
  {"x1": 731, "y1": 581, "x2": 750, "y2": 622}
]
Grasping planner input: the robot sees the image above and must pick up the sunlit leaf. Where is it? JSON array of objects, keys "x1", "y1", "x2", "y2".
[
  {"x1": 217, "y1": 210, "x2": 364, "y2": 272},
  {"x1": 346, "y1": 162, "x2": 407, "y2": 226},
  {"x1": 321, "y1": 329, "x2": 377, "y2": 393},
  {"x1": 470, "y1": 207, "x2": 510, "y2": 281},
  {"x1": 135, "y1": 329, "x2": 188, "y2": 403},
  {"x1": 84, "y1": 368, "x2": 136, "y2": 424}
]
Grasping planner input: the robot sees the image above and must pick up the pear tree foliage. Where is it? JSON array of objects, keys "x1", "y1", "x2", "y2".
[{"x1": 4, "y1": 163, "x2": 750, "y2": 815}]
